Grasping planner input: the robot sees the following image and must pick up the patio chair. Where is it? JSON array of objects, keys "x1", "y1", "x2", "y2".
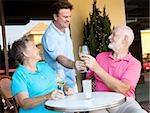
[
  {"x1": 139, "y1": 101, "x2": 150, "y2": 112},
  {"x1": 0, "y1": 75, "x2": 18, "y2": 113}
]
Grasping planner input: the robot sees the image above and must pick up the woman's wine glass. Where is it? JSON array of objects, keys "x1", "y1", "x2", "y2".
[{"x1": 57, "y1": 69, "x2": 66, "y2": 91}]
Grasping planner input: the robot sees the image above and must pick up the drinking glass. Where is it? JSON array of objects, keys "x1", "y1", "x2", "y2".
[
  {"x1": 57, "y1": 69, "x2": 66, "y2": 91},
  {"x1": 79, "y1": 45, "x2": 90, "y2": 72},
  {"x1": 79, "y1": 45, "x2": 90, "y2": 58},
  {"x1": 82, "y1": 80, "x2": 92, "y2": 99}
]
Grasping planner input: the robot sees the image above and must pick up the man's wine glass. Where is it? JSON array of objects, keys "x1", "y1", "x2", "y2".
[
  {"x1": 79, "y1": 45, "x2": 90, "y2": 57},
  {"x1": 79, "y1": 45, "x2": 90, "y2": 72}
]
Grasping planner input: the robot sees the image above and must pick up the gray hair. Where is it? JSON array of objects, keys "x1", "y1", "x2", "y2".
[{"x1": 10, "y1": 36, "x2": 32, "y2": 64}]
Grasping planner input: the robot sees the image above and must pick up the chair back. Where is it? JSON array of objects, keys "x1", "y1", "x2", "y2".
[
  {"x1": 0, "y1": 75, "x2": 18, "y2": 113},
  {"x1": 0, "y1": 75, "x2": 12, "y2": 98}
]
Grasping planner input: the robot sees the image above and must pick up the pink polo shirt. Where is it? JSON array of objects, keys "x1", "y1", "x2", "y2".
[{"x1": 86, "y1": 52, "x2": 141, "y2": 97}]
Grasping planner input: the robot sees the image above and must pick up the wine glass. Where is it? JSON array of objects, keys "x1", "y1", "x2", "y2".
[
  {"x1": 79, "y1": 45, "x2": 90, "y2": 58},
  {"x1": 79, "y1": 45, "x2": 90, "y2": 72},
  {"x1": 57, "y1": 69, "x2": 66, "y2": 91}
]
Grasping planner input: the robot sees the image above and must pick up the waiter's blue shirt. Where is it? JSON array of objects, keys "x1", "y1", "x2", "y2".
[{"x1": 42, "y1": 22, "x2": 76, "y2": 88}]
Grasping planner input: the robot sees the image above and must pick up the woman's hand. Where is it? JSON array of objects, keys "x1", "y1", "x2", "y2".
[
  {"x1": 64, "y1": 84, "x2": 74, "y2": 96},
  {"x1": 50, "y1": 90, "x2": 65, "y2": 100}
]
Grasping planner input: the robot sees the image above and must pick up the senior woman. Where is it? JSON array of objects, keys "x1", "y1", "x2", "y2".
[{"x1": 10, "y1": 36, "x2": 64, "y2": 113}]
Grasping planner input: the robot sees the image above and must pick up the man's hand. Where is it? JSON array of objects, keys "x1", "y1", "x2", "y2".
[
  {"x1": 81, "y1": 54, "x2": 99, "y2": 72},
  {"x1": 75, "y1": 60, "x2": 87, "y2": 71}
]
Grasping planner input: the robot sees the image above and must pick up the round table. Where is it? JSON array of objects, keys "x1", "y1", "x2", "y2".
[{"x1": 45, "y1": 92, "x2": 126, "y2": 112}]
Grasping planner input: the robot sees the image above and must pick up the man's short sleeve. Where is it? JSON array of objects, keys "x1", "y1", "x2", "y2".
[
  {"x1": 43, "y1": 33, "x2": 64, "y2": 60},
  {"x1": 121, "y1": 60, "x2": 141, "y2": 89}
]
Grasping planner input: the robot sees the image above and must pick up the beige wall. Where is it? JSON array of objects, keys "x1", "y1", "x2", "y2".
[{"x1": 69, "y1": 0, "x2": 126, "y2": 91}]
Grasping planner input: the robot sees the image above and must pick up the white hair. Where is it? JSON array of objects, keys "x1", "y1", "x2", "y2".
[{"x1": 115, "y1": 25, "x2": 134, "y2": 47}]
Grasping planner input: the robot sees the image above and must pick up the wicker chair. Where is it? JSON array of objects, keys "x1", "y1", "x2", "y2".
[{"x1": 0, "y1": 75, "x2": 18, "y2": 113}]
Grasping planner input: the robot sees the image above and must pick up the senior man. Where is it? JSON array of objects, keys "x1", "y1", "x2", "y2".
[{"x1": 82, "y1": 26, "x2": 147, "y2": 113}]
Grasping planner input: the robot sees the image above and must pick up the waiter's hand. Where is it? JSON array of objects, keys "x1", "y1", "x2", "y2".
[{"x1": 75, "y1": 60, "x2": 87, "y2": 72}]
